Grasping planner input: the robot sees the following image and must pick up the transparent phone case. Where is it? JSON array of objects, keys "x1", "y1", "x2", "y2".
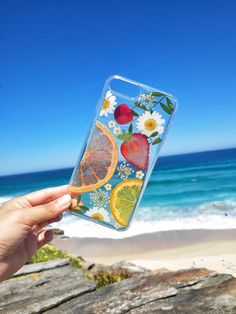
[{"x1": 68, "y1": 75, "x2": 177, "y2": 231}]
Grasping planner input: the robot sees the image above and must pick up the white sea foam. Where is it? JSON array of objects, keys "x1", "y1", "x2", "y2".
[
  {"x1": 53, "y1": 212, "x2": 236, "y2": 239},
  {"x1": 1, "y1": 193, "x2": 235, "y2": 239},
  {"x1": 0, "y1": 197, "x2": 12, "y2": 205},
  {"x1": 135, "y1": 200, "x2": 236, "y2": 221}
]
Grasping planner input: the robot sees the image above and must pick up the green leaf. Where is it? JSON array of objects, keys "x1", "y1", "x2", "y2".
[
  {"x1": 126, "y1": 132, "x2": 132, "y2": 141},
  {"x1": 128, "y1": 123, "x2": 133, "y2": 133},
  {"x1": 150, "y1": 109, "x2": 154, "y2": 114},
  {"x1": 151, "y1": 91, "x2": 166, "y2": 97},
  {"x1": 132, "y1": 110, "x2": 139, "y2": 117},
  {"x1": 76, "y1": 195, "x2": 81, "y2": 206},
  {"x1": 152, "y1": 138, "x2": 162, "y2": 145},
  {"x1": 166, "y1": 97, "x2": 174, "y2": 112},
  {"x1": 79, "y1": 205, "x2": 90, "y2": 211},
  {"x1": 135, "y1": 102, "x2": 147, "y2": 110},
  {"x1": 117, "y1": 134, "x2": 124, "y2": 140},
  {"x1": 160, "y1": 102, "x2": 172, "y2": 115},
  {"x1": 150, "y1": 131, "x2": 158, "y2": 137},
  {"x1": 118, "y1": 129, "x2": 132, "y2": 141}
]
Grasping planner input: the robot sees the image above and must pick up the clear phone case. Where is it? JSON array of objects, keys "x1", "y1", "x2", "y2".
[{"x1": 68, "y1": 75, "x2": 178, "y2": 231}]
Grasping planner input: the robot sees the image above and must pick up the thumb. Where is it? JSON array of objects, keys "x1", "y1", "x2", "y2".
[{"x1": 22, "y1": 194, "x2": 71, "y2": 226}]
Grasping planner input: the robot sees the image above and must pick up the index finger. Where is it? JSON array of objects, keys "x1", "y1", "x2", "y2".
[{"x1": 7, "y1": 185, "x2": 69, "y2": 209}]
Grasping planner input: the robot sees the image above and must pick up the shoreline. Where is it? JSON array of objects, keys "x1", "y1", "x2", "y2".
[{"x1": 51, "y1": 228, "x2": 236, "y2": 277}]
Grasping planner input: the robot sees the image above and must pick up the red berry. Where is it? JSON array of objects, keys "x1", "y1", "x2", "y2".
[
  {"x1": 121, "y1": 133, "x2": 149, "y2": 170},
  {"x1": 114, "y1": 104, "x2": 133, "y2": 125}
]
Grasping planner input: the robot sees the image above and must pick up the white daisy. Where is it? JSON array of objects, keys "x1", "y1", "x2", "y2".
[
  {"x1": 104, "y1": 183, "x2": 112, "y2": 190},
  {"x1": 136, "y1": 170, "x2": 144, "y2": 180},
  {"x1": 136, "y1": 110, "x2": 165, "y2": 137},
  {"x1": 108, "y1": 120, "x2": 116, "y2": 128},
  {"x1": 114, "y1": 126, "x2": 121, "y2": 135},
  {"x1": 100, "y1": 91, "x2": 117, "y2": 117},
  {"x1": 86, "y1": 207, "x2": 110, "y2": 222}
]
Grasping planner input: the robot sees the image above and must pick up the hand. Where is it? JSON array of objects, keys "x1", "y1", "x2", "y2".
[{"x1": 0, "y1": 185, "x2": 71, "y2": 281}]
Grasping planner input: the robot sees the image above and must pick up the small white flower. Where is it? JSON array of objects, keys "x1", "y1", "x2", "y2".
[
  {"x1": 114, "y1": 127, "x2": 121, "y2": 135},
  {"x1": 89, "y1": 189, "x2": 109, "y2": 207},
  {"x1": 138, "y1": 93, "x2": 155, "y2": 104},
  {"x1": 100, "y1": 91, "x2": 117, "y2": 117},
  {"x1": 136, "y1": 170, "x2": 144, "y2": 180},
  {"x1": 136, "y1": 110, "x2": 165, "y2": 137},
  {"x1": 86, "y1": 207, "x2": 110, "y2": 222},
  {"x1": 108, "y1": 120, "x2": 116, "y2": 128},
  {"x1": 104, "y1": 183, "x2": 112, "y2": 190},
  {"x1": 117, "y1": 161, "x2": 134, "y2": 180}
]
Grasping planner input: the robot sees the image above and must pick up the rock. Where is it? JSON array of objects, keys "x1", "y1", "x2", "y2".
[
  {"x1": 87, "y1": 260, "x2": 150, "y2": 276},
  {"x1": 111, "y1": 260, "x2": 150, "y2": 275},
  {"x1": 45, "y1": 268, "x2": 236, "y2": 314},
  {"x1": 1, "y1": 261, "x2": 236, "y2": 314},
  {"x1": 13, "y1": 258, "x2": 70, "y2": 277},
  {"x1": 57, "y1": 235, "x2": 69, "y2": 239},
  {"x1": 50, "y1": 228, "x2": 64, "y2": 235},
  {"x1": 0, "y1": 264, "x2": 97, "y2": 314}
]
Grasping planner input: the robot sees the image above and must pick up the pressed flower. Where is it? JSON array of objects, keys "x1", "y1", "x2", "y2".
[
  {"x1": 138, "y1": 93, "x2": 156, "y2": 106},
  {"x1": 104, "y1": 183, "x2": 112, "y2": 190},
  {"x1": 136, "y1": 111, "x2": 165, "y2": 137},
  {"x1": 117, "y1": 161, "x2": 134, "y2": 180},
  {"x1": 113, "y1": 126, "x2": 121, "y2": 135},
  {"x1": 136, "y1": 170, "x2": 144, "y2": 180},
  {"x1": 100, "y1": 91, "x2": 117, "y2": 117},
  {"x1": 108, "y1": 120, "x2": 116, "y2": 128},
  {"x1": 86, "y1": 207, "x2": 110, "y2": 222},
  {"x1": 89, "y1": 189, "x2": 110, "y2": 207}
]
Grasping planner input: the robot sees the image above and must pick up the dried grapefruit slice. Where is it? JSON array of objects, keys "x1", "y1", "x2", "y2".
[
  {"x1": 110, "y1": 179, "x2": 143, "y2": 227},
  {"x1": 69, "y1": 121, "x2": 118, "y2": 193}
]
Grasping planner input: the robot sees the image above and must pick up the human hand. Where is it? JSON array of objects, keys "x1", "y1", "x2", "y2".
[{"x1": 0, "y1": 185, "x2": 71, "y2": 281}]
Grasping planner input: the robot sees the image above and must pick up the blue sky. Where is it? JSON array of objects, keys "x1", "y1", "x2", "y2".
[{"x1": 1, "y1": 0, "x2": 236, "y2": 175}]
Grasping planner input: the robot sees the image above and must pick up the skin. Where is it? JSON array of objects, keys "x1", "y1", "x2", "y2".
[{"x1": 0, "y1": 185, "x2": 71, "y2": 282}]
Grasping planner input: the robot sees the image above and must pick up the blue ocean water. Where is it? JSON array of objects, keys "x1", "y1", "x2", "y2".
[{"x1": 1, "y1": 148, "x2": 236, "y2": 237}]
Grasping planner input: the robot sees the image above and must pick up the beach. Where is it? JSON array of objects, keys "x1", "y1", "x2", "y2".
[{"x1": 52, "y1": 228, "x2": 236, "y2": 277}]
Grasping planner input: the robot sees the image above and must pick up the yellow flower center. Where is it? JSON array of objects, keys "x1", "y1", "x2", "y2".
[
  {"x1": 92, "y1": 213, "x2": 104, "y2": 221},
  {"x1": 102, "y1": 98, "x2": 110, "y2": 110},
  {"x1": 144, "y1": 118, "x2": 157, "y2": 131}
]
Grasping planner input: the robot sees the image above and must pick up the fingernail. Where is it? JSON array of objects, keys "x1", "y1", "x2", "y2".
[{"x1": 57, "y1": 194, "x2": 71, "y2": 207}]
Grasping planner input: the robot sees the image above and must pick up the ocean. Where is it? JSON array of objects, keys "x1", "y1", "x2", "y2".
[{"x1": 1, "y1": 148, "x2": 236, "y2": 238}]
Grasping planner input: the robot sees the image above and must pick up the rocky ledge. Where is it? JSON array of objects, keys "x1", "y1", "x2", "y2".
[{"x1": 0, "y1": 259, "x2": 236, "y2": 314}]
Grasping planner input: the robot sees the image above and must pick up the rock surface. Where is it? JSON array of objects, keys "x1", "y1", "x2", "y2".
[
  {"x1": 0, "y1": 261, "x2": 236, "y2": 314},
  {"x1": 0, "y1": 262, "x2": 97, "y2": 314},
  {"x1": 87, "y1": 260, "x2": 150, "y2": 276}
]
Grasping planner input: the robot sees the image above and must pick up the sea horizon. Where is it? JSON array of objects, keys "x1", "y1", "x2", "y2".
[{"x1": 1, "y1": 146, "x2": 236, "y2": 178}]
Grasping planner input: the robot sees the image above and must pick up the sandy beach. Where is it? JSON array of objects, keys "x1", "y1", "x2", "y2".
[{"x1": 51, "y1": 228, "x2": 236, "y2": 277}]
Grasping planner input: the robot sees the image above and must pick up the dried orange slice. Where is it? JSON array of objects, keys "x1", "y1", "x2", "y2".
[
  {"x1": 110, "y1": 179, "x2": 143, "y2": 227},
  {"x1": 69, "y1": 121, "x2": 118, "y2": 193}
]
